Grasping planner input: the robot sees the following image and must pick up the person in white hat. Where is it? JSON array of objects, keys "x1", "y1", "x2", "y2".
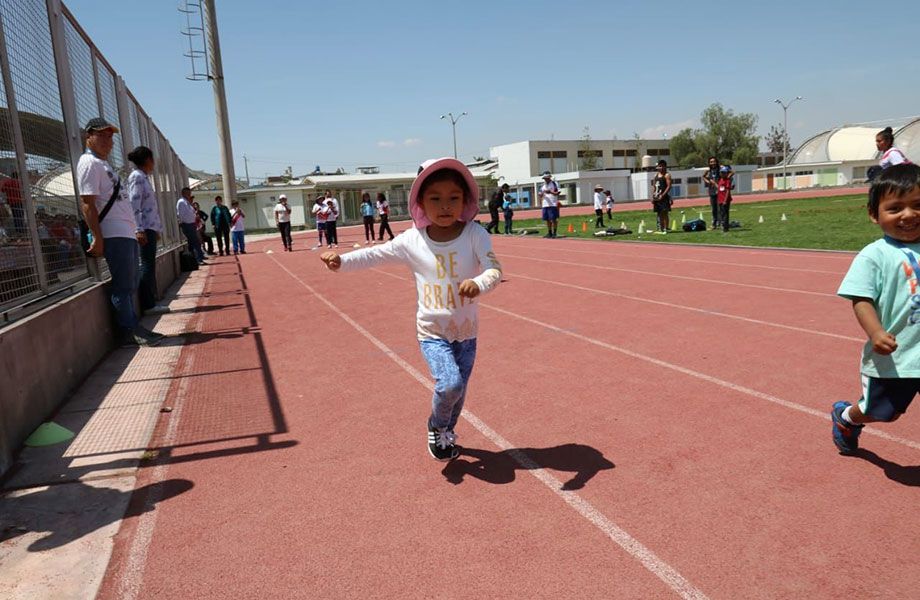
[
  {"x1": 320, "y1": 157, "x2": 503, "y2": 462},
  {"x1": 274, "y1": 194, "x2": 293, "y2": 251},
  {"x1": 540, "y1": 171, "x2": 561, "y2": 238},
  {"x1": 593, "y1": 184, "x2": 606, "y2": 228}
]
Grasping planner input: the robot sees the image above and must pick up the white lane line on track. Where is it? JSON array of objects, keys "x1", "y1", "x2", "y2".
[
  {"x1": 369, "y1": 266, "x2": 920, "y2": 453},
  {"x1": 509, "y1": 272, "x2": 862, "y2": 342},
  {"x1": 495, "y1": 239, "x2": 844, "y2": 275},
  {"x1": 499, "y1": 253, "x2": 837, "y2": 298},
  {"x1": 270, "y1": 255, "x2": 709, "y2": 600}
]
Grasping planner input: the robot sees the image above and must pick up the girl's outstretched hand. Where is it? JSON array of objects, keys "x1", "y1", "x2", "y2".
[
  {"x1": 458, "y1": 279, "x2": 480, "y2": 299},
  {"x1": 321, "y1": 252, "x2": 341, "y2": 271}
]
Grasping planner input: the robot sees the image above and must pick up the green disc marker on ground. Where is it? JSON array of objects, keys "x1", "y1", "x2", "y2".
[{"x1": 24, "y1": 422, "x2": 75, "y2": 447}]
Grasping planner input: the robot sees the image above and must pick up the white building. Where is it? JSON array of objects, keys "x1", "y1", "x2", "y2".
[{"x1": 490, "y1": 138, "x2": 673, "y2": 183}]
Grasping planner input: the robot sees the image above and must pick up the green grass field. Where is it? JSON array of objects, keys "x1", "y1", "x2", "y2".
[{"x1": 512, "y1": 194, "x2": 879, "y2": 251}]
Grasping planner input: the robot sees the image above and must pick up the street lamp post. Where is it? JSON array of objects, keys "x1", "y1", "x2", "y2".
[
  {"x1": 773, "y1": 96, "x2": 804, "y2": 190},
  {"x1": 440, "y1": 111, "x2": 468, "y2": 159}
]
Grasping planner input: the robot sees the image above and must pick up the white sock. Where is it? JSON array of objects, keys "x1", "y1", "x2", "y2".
[{"x1": 841, "y1": 405, "x2": 857, "y2": 425}]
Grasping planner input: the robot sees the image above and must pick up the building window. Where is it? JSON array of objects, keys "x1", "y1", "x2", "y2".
[
  {"x1": 613, "y1": 149, "x2": 626, "y2": 157},
  {"x1": 688, "y1": 177, "x2": 701, "y2": 184},
  {"x1": 794, "y1": 170, "x2": 813, "y2": 176},
  {"x1": 625, "y1": 150, "x2": 637, "y2": 157},
  {"x1": 671, "y1": 178, "x2": 683, "y2": 184},
  {"x1": 538, "y1": 150, "x2": 568, "y2": 174},
  {"x1": 577, "y1": 150, "x2": 603, "y2": 157},
  {"x1": 852, "y1": 166, "x2": 867, "y2": 179}
]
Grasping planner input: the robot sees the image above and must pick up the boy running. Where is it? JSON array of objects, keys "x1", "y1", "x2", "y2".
[{"x1": 832, "y1": 164, "x2": 920, "y2": 454}]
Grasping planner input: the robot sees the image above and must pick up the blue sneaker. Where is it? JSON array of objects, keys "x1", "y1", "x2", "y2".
[{"x1": 831, "y1": 401, "x2": 863, "y2": 455}]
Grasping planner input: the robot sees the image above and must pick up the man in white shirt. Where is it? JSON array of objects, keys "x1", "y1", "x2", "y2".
[
  {"x1": 274, "y1": 194, "x2": 293, "y2": 251},
  {"x1": 540, "y1": 171, "x2": 561, "y2": 238},
  {"x1": 176, "y1": 187, "x2": 204, "y2": 263},
  {"x1": 593, "y1": 184, "x2": 606, "y2": 228},
  {"x1": 77, "y1": 117, "x2": 163, "y2": 346}
]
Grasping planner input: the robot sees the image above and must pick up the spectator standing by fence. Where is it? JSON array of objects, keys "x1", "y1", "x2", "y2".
[
  {"x1": 78, "y1": 118, "x2": 163, "y2": 346},
  {"x1": 194, "y1": 201, "x2": 214, "y2": 256},
  {"x1": 0, "y1": 171, "x2": 24, "y2": 236},
  {"x1": 230, "y1": 200, "x2": 246, "y2": 254},
  {"x1": 127, "y1": 145, "x2": 169, "y2": 316},
  {"x1": 177, "y1": 188, "x2": 204, "y2": 263},
  {"x1": 210, "y1": 195, "x2": 231, "y2": 256}
]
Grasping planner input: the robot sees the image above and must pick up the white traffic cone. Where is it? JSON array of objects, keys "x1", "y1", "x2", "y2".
[
  {"x1": 781, "y1": 213, "x2": 788, "y2": 222},
  {"x1": 620, "y1": 221, "x2": 626, "y2": 230},
  {"x1": 638, "y1": 222, "x2": 645, "y2": 234},
  {"x1": 758, "y1": 215, "x2": 764, "y2": 223}
]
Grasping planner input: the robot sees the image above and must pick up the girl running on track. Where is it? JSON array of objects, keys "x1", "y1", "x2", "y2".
[
  {"x1": 376, "y1": 192, "x2": 395, "y2": 241},
  {"x1": 321, "y1": 158, "x2": 503, "y2": 461},
  {"x1": 311, "y1": 196, "x2": 326, "y2": 249}
]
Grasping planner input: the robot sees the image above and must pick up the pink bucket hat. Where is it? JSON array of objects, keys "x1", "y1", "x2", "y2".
[{"x1": 408, "y1": 157, "x2": 480, "y2": 228}]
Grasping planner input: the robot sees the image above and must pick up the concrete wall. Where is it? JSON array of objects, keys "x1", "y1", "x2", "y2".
[{"x1": 0, "y1": 245, "x2": 184, "y2": 476}]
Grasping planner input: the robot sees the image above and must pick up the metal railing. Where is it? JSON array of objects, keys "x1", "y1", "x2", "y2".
[{"x1": 0, "y1": 0, "x2": 189, "y2": 322}]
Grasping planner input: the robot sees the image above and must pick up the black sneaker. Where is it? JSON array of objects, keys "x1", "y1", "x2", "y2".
[{"x1": 427, "y1": 426, "x2": 458, "y2": 461}]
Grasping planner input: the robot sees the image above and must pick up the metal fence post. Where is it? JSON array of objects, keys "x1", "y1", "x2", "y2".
[
  {"x1": 45, "y1": 0, "x2": 96, "y2": 280},
  {"x1": 114, "y1": 75, "x2": 132, "y2": 159},
  {"x1": 0, "y1": 12, "x2": 49, "y2": 292}
]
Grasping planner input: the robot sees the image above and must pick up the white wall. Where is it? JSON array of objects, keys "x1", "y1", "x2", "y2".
[{"x1": 490, "y1": 141, "x2": 533, "y2": 183}]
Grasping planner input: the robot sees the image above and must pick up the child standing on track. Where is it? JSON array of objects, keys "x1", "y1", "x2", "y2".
[
  {"x1": 323, "y1": 199, "x2": 339, "y2": 248},
  {"x1": 502, "y1": 191, "x2": 514, "y2": 234},
  {"x1": 360, "y1": 192, "x2": 376, "y2": 245},
  {"x1": 604, "y1": 189, "x2": 614, "y2": 221},
  {"x1": 716, "y1": 166, "x2": 733, "y2": 233},
  {"x1": 321, "y1": 157, "x2": 502, "y2": 461},
  {"x1": 229, "y1": 200, "x2": 246, "y2": 255},
  {"x1": 311, "y1": 196, "x2": 326, "y2": 249},
  {"x1": 832, "y1": 164, "x2": 920, "y2": 454}
]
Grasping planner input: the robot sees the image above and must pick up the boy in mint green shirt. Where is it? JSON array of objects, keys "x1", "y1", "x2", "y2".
[{"x1": 833, "y1": 163, "x2": 920, "y2": 454}]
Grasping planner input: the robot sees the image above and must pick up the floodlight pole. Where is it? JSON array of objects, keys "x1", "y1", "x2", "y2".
[
  {"x1": 202, "y1": 0, "x2": 237, "y2": 203},
  {"x1": 774, "y1": 96, "x2": 803, "y2": 190},
  {"x1": 441, "y1": 112, "x2": 468, "y2": 159}
]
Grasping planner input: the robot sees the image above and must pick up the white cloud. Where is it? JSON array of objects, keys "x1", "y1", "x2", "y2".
[
  {"x1": 376, "y1": 140, "x2": 396, "y2": 148},
  {"x1": 639, "y1": 119, "x2": 696, "y2": 139},
  {"x1": 403, "y1": 138, "x2": 422, "y2": 147}
]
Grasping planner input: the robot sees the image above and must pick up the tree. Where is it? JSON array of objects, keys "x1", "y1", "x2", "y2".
[
  {"x1": 764, "y1": 123, "x2": 789, "y2": 154},
  {"x1": 668, "y1": 103, "x2": 760, "y2": 168},
  {"x1": 578, "y1": 126, "x2": 599, "y2": 170}
]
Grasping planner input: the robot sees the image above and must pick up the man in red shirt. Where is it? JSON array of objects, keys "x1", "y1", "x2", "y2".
[{"x1": 1, "y1": 172, "x2": 24, "y2": 235}]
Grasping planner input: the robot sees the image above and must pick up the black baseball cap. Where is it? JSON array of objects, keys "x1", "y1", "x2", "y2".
[{"x1": 84, "y1": 117, "x2": 119, "y2": 133}]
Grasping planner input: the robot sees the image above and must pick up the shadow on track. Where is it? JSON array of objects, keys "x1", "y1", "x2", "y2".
[
  {"x1": 442, "y1": 443, "x2": 614, "y2": 490},
  {"x1": 855, "y1": 449, "x2": 920, "y2": 487}
]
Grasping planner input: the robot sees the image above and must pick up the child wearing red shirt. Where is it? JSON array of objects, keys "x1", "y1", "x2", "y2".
[{"x1": 716, "y1": 166, "x2": 733, "y2": 233}]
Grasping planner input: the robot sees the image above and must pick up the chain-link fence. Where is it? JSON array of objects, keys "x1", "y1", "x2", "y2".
[{"x1": 0, "y1": 0, "x2": 188, "y2": 321}]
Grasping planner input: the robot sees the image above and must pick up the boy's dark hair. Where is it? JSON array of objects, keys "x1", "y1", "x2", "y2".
[
  {"x1": 868, "y1": 163, "x2": 920, "y2": 217},
  {"x1": 231, "y1": 199, "x2": 240, "y2": 206},
  {"x1": 127, "y1": 145, "x2": 153, "y2": 168},
  {"x1": 877, "y1": 126, "x2": 895, "y2": 146},
  {"x1": 215, "y1": 195, "x2": 222, "y2": 202},
  {"x1": 376, "y1": 192, "x2": 386, "y2": 201},
  {"x1": 181, "y1": 186, "x2": 191, "y2": 195},
  {"x1": 417, "y1": 168, "x2": 470, "y2": 201},
  {"x1": 657, "y1": 159, "x2": 667, "y2": 167}
]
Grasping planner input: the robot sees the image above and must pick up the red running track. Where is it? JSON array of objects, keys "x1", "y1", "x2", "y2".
[{"x1": 99, "y1": 229, "x2": 920, "y2": 599}]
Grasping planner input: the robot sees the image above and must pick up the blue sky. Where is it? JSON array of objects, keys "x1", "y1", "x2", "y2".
[{"x1": 67, "y1": 0, "x2": 920, "y2": 179}]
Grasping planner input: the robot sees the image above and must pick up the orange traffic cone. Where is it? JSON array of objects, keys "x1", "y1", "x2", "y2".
[
  {"x1": 581, "y1": 221, "x2": 588, "y2": 232},
  {"x1": 567, "y1": 223, "x2": 575, "y2": 234}
]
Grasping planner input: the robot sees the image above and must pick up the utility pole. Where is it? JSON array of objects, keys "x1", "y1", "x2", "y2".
[
  {"x1": 243, "y1": 154, "x2": 250, "y2": 187},
  {"x1": 440, "y1": 111, "x2": 467, "y2": 159},
  {"x1": 202, "y1": 0, "x2": 237, "y2": 203},
  {"x1": 773, "y1": 96, "x2": 804, "y2": 190}
]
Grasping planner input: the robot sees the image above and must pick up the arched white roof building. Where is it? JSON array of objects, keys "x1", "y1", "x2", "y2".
[
  {"x1": 754, "y1": 118, "x2": 920, "y2": 191},
  {"x1": 787, "y1": 119, "x2": 920, "y2": 165}
]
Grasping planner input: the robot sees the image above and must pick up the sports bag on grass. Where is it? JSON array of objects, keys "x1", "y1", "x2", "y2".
[{"x1": 682, "y1": 219, "x2": 707, "y2": 232}]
